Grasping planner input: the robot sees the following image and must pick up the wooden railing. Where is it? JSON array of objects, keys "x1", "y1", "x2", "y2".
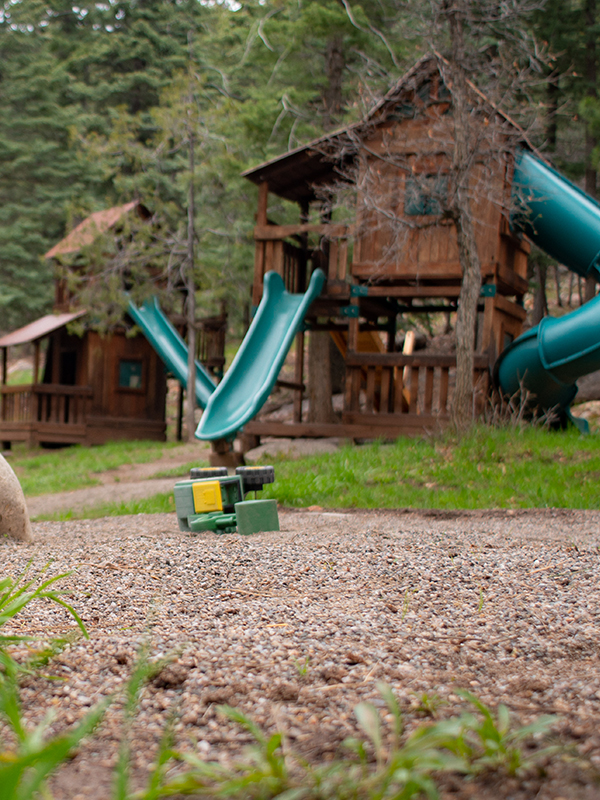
[
  {"x1": 253, "y1": 223, "x2": 350, "y2": 304},
  {"x1": 343, "y1": 353, "x2": 489, "y2": 427},
  {"x1": 1, "y1": 384, "x2": 93, "y2": 427}
]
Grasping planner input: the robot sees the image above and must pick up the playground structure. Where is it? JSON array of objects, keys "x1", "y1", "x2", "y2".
[
  {"x1": 234, "y1": 57, "x2": 528, "y2": 445},
  {"x1": 198, "y1": 58, "x2": 600, "y2": 444},
  {"x1": 134, "y1": 57, "x2": 600, "y2": 450},
  {"x1": 496, "y1": 150, "x2": 600, "y2": 428},
  {"x1": 0, "y1": 306, "x2": 168, "y2": 447}
]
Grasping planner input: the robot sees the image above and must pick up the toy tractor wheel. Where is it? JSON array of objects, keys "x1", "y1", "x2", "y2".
[
  {"x1": 236, "y1": 465, "x2": 275, "y2": 494},
  {"x1": 190, "y1": 466, "x2": 228, "y2": 480}
]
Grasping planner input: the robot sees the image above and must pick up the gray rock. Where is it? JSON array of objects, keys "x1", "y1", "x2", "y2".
[
  {"x1": 0, "y1": 454, "x2": 32, "y2": 543},
  {"x1": 575, "y1": 369, "x2": 600, "y2": 402},
  {"x1": 244, "y1": 437, "x2": 342, "y2": 463}
]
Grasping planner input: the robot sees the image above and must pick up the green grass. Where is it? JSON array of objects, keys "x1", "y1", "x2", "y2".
[
  {"x1": 7, "y1": 368, "x2": 33, "y2": 385},
  {"x1": 253, "y1": 424, "x2": 600, "y2": 510},
  {"x1": 31, "y1": 424, "x2": 600, "y2": 520},
  {"x1": 8, "y1": 440, "x2": 194, "y2": 497}
]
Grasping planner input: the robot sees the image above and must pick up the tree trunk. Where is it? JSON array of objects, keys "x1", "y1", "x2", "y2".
[
  {"x1": 586, "y1": 0, "x2": 597, "y2": 303},
  {"x1": 546, "y1": 70, "x2": 559, "y2": 150},
  {"x1": 185, "y1": 30, "x2": 197, "y2": 443},
  {"x1": 453, "y1": 210, "x2": 482, "y2": 428},
  {"x1": 442, "y1": 3, "x2": 482, "y2": 429},
  {"x1": 323, "y1": 35, "x2": 344, "y2": 130},
  {"x1": 186, "y1": 129, "x2": 196, "y2": 442},
  {"x1": 554, "y1": 265, "x2": 562, "y2": 307},
  {"x1": 532, "y1": 263, "x2": 548, "y2": 325},
  {"x1": 308, "y1": 331, "x2": 335, "y2": 423}
]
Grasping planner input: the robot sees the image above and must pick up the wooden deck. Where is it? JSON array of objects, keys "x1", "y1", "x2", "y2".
[
  {"x1": 0, "y1": 383, "x2": 165, "y2": 446},
  {"x1": 1, "y1": 384, "x2": 92, "y2": 446}
]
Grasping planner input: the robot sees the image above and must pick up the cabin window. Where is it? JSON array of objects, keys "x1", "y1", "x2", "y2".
[
  {"x1": 404, "y1": 174, "x2": 449, "y2": 216},
  {"x1": 118, "y1": 359, "x2": 143, "y2": 390}
]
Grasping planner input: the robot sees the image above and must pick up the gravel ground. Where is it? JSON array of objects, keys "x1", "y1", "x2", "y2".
[{"x1": 2, "y1": 508, "x2": 600, "y2": 799}]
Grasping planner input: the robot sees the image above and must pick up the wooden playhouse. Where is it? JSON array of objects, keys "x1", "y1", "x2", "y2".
[
  {"x1": 241, "y1": 56, "x2": 529, "y2": 442},
  {"x1": 0, "y1": 203, "x2": 169, "y2": 447}
]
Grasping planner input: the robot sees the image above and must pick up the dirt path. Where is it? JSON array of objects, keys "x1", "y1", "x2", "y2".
[{"x1": 25, "y1": 442, "x2": 208, "y2": 518}]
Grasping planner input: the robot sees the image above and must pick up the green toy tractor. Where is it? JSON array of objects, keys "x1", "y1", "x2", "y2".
[{"x1": 174, "y1": 466, "x2": 279, "y2": 535}]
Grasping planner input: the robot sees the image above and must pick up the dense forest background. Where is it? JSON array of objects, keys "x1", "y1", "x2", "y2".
[{"x1": 0, "y1": 0, "x2": 597, "y2": 332}]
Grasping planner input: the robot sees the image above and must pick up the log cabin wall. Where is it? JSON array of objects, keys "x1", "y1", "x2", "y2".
[
  {"x1": 0, "y1": 326, "x2": 167, "y2": 447},
  {"x1": 86, "y1": 330, "x2": 166, "y2": 443},
  {"x1": 352, "y1": 105, "x2": 528, "y2": 359}
]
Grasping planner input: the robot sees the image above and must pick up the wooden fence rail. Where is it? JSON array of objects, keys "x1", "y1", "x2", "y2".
[
  {"x1": 253, "y1": 223, "x2": 350, "y2": 304},
  {"x1": 343, "y1": 353, "x2": 489, "y2": 424},
  {"x1": 0, "y1": 384, "x2": 93, "y2": 427}
]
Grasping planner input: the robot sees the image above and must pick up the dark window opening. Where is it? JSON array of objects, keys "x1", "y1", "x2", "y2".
[
  {"x1": 405, "y1": 174, "x2": 449, "y2": 216},
  {"x1": 119, "y1": 359, "x2": 143, "y2": 389},
  {"x1": 59, "y1": 351, "x2": 77, "y2": 385}
]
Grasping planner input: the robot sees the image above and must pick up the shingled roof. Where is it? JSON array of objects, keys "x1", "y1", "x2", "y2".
[
  {"x1": 243, "y1": 54, "x2": 536, "y2": 204},
  {"x1": 45, "y1": 201, "x2": 143, "y2": 259}
]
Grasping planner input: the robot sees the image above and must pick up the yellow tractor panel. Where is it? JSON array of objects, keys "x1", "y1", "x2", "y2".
[{"x1": 192, "y1": 480, "x2": 223, "y2": 513}]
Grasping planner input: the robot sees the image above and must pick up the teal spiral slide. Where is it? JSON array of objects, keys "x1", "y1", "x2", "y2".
[{"x1": 495, "y1": 149, "x2": 600, "y2": 429}]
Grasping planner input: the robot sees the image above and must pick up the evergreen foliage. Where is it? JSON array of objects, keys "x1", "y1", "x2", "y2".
[{"x1": 0, "y1": 0, "x2": 597, "y2": 332}]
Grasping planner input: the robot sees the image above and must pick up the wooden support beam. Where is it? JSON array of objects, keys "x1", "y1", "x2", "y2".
[
  {"x1": 33, "y1": 341, "x2": 40, "y2": 385},
  {"x1": 244, "y1": 420, "x2": 447, "y2": 439},
  {"x1": 494, "y1": 294, "x2": 527, "y2": 320},
  {"x1": 293, "y1": 331, "x2": 304, "y2": 423},
  {"x1": 257, "y1": 182, "x2": 269, "y2": 225},
  {"x1": 345, "y1": 353, "x2": 489, "y2": 369},
  {"x1": 254, "y1": 223, "x2": 348, "y2": 240}
]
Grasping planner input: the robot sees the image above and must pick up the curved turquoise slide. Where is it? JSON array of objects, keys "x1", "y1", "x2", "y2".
[
  {"x1": 127, "y1": 296, "x2": 216, "y2": 409},
  {"x1": 496, "y1": 149, "x2": 600, "y2": 426},
  {"x1": 196, "y1": 269, "x2": 326, "y2": 441}
]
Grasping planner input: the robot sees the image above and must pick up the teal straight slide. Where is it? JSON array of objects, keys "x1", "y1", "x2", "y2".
[
  {"x1": 496, "y1": 149, "x2": 600, "y2": 426},
  {"x1": 196, "y1": 269, "x2": 326, "y2": 441},
  {"x1": 127, "y1": 297, "x2": 216, "y2": 409}
]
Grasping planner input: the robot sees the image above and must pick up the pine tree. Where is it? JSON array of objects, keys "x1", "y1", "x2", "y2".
[{"x1": 0, "y1": 19, "x2": 91, "y2": 329}]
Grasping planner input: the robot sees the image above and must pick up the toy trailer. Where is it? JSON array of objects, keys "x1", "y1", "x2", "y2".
[{"x1": 241, "y1": 55, "x2": 529, "y2": 442}]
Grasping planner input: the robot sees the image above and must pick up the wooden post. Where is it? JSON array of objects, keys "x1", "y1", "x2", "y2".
[
  {"x1": 253, "y1": 181, "x2": 269, "y2": 307},
  {"x1": 51, "y1": 332, "x2": 60, "y2": 384},
  {"x1": 299, "y1": 200, "x2": 309, "y2": 293},
  {"x1": 293, "y1": 331, "x2": 305, "y2": 423},
  {"x1": 176, "y1": 382, "x2": 184, "y2": 442},
  {"x1": 257, "y1": 181, "x2": 269, "y2": 225},
  {"x1": 1, "y1": 347, "x2": 8, "y2": 449},
  {"x1": 185, "y1": 30, "x2": 197, "y2": 443},
  {"x1": 33, "y1": 341, "x2": 40, "y2": 385}
]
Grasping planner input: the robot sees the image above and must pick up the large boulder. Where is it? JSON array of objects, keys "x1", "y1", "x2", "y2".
[{"x1": 0, "y1": 454, "x2": 32, "y2": 543}]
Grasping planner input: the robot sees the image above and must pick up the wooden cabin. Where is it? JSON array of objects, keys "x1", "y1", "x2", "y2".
[
  {"x1": 0, "y1": 203, "x2": 170, "y2": 447},
  {"x1": 0, "y1": 311, "x2": 167, "y2": 448},
  {"x1": 241, "y1": 56, "x2": 529, "y2": 441}
]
